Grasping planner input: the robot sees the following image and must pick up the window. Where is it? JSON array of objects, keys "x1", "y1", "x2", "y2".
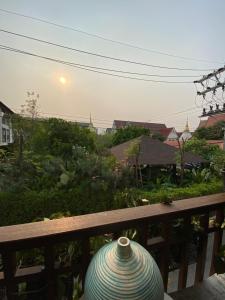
[
  {"x1": 6, "y1": 129, "x2": 10, "y2": 143},
  {"x1": 2, "y1": 128, "x2": 6, "y2": 143}
]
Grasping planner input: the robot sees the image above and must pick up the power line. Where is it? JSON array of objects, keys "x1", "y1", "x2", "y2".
[
  {"x1": 0, "y1": 7, "x2": 222, "y2": 65},
  {"x1": 13, "y1": 105, "x2": 200, "y2": 126},
  {"x1": 0, "y1": 45, "x2": 194, "y2": 83},
  {"x1": 0, "y1": 28, "x2": 213, "y2": 72},
  {"x1": 0, "y1": 30, "x2": 200, "y2": 78}
]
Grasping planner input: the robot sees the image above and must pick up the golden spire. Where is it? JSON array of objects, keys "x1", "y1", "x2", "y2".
[
  {"x1": 90, "y1": 113, "x2": 92, "y2": 125},
  {"x1": 184, "y1": 117, "x2": 190, "y2": 132}
]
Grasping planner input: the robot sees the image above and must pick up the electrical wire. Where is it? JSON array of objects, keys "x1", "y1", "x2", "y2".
[
  {"x1": 0, "y1": 45, "x2": 194, "y2": 83},
  {"x1": 12, "y1": 105, "x2": 201, "y2": 126},
  {"x1": 0, "y1": 7, "x2": 222, "y2": 65},
  {"x1": 0, "y1": 30, "x2": 201, "y2": 78},
  {"x1": 0, "y1": 29, "x2": 213, "y2": 72}
]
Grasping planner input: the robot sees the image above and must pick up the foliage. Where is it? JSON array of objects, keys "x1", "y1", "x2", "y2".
[
  {"x1": 29, "y1": 118, "x2": 96, "y2": 158},
  {"x1": 112, "y1": 126, "x2": 150, "y2": 145},
  {"x1": 194, "y1": 121, "x2": 225, "y2": 140},
  {"x1": 151, "y1": 131, "x2": 165, "y2": 141},
  {"x1": 183, "y1": 138, "x2": 222, "y2": 160},
  {"x1": 115, "y1": 180, "x2": 223, "y2": 207},
  {"x1": 95, "y1": 132, "x2": 114, "y2": 153},
  {"x1": 211, "y1": 150, "x2": 225, "y2": 172}
]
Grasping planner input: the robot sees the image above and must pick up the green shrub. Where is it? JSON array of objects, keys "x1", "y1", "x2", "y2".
[{"x1": 115, "y1": 180, "x2": 223, "y2": 207}]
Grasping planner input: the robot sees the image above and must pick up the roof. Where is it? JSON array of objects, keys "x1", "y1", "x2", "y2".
[
  {"x1": 113, "y1": 120, "x2": 166, "y2": 132},
  {"x1": 164, "y1": 140, "x2": 180, "y2": 148},
  {"x1": 111, "y1": 136, "x2": 205, "y2": 166},
  {"x1": 0, "y1": 101, "x2": 14, "y2": 114},
  {"x1": 158, "y1": 127, "x2": 174, "y2": 138},
  {"x1": 198, "y1": 119, "x2": 207, "y2": 128},
  {"x1": 206, "y1": 140, "x2": 224, "y2": 149},
  {"x1": 165, "y1": 139, "x2": 224, "y2": 150},
  {"x1": 198, "y1": 113, "x2": 225, "y2": 128}
]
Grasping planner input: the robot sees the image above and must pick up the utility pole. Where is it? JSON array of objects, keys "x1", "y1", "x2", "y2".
[
  {"x1": 194, "y1": 66, "x2": 225, "y2": 190},
  {"x1": 194, "y1": 66, "x2": 225, "y2": 117},
  {"x1": 223, "y1": 127, "x2": 225, "y2": 151}
]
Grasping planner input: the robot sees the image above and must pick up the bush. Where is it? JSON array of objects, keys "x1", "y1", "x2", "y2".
[
  {"x1": 0, "y1": 184, "x2": 116, "y2": 226},
  {"x1": 115, "y1": 180, "x2": 223, "y2": 207}
]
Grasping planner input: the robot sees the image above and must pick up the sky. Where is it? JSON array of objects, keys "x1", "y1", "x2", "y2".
[{"x1": 0, "y1": 0, "x2": 225, "y2": 131}]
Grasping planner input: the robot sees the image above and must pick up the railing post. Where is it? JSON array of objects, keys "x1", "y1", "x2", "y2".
[
  {"x1": 2, "y1": 251, "x2": 17, "y2": 300},
  {"x1": 210, "y1": 208, "x2": 224, "y2": 275},
  {"x1": 195, "y1": 213, "x2": 209, "y2": 284},
  {"x1": 44, "y1": 245, "x2": 57, "y2": 300},
  {"x1": 178, "y1": 216, "x2": 191, "y2": 290}
]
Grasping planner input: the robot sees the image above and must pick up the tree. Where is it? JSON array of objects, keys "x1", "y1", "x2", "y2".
[
  {"x1": 112, "y1": 126, "x2": 150, "y2": 146},
  {"x1": 20, "y1": 91, "x2": 39, "y2": 120},
  {"x1": 125, "y1": 139, "x2": 142, "y2": 187},
  {"x1": 176, "y1": 138, "x2": 186, "y2": 185},
  {"x1": 183, "y1": 138, "x2": 220, "y2": 161},
  {"x1": 12, "y1": 92, "x2": 40, "y2": 167},
  {"x1": 194, "y1": 121, "x2": 225, "y2": 140},
  {"x1": 30, "y1": 118, "x2": 96, "y2": 159}
]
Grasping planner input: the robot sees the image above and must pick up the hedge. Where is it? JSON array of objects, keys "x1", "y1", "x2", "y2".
[
  {"x1": 139, "y1": 180, "x2": 223, "y2": 204},
  {"x1": 0, "y1": 185, "x2": 115, "y2": 227},
  {"x1": 0, "y1": 180, "x2": 223, "y2": 227}
]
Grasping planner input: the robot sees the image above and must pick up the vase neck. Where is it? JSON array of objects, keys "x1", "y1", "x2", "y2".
[{"x1": 117, "y1": 237, "x2": 132, "y2": 259}]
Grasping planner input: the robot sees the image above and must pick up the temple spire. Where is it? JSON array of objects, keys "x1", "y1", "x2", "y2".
[
  {"x1": 90, "y1": 113, "x2": 93, "y2": 125},
  {"x1": 184, "y1": 117, "x2": 190, "y2": 132}
]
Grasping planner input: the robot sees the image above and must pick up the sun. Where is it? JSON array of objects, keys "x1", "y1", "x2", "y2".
[{"x1": 59, "y1": 76, "x2": 67, "y2": 85}]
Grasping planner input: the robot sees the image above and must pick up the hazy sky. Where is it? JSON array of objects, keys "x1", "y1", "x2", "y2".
[{"x1": 0, "y1": 0, "x2": 225, "y2": 131}]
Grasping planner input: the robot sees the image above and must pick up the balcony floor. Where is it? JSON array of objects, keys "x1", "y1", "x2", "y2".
[{"x1": 170, "y1": 274, "x2": 225, "y2": 299}]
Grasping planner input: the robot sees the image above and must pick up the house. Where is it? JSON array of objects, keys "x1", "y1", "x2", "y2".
[
  {"x1": 198, "y1": 112, "x2": 225, "y2": 128},
  {"x1": 111, "y1": 135, "x2": 205, "y2": 167},
  {"x1": 112, "y1": 120, "x2": 166, "y2": 134},
  {"x1": 165, "y1": 139, "x2": 224, "y2": 151},
  {"x1": 0, "y1": 101, "x2": 14, "y2": 146},
  {"x1": 179, "y1": 120, "x2": 192, "y2": 141},
  {"x1": 76, "y1": 114, "x2": 97, "y2": 133},
  {"x1": 159, "y1": 127, "x2": 178, "y2": 141}
]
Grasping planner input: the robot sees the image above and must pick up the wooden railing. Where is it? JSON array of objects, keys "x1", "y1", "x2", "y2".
[{"x1": 0, "y1": 193, "x2": 225, "y2": 299}]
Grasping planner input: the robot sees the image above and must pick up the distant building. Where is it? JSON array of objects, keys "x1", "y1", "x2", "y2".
[
  {"x1": 159, "y1": 127, "x2": 178, "y2": 141},
  {"x1": 112, "y1": 120, "x2": 166, "y2": 134},
  {"x1": 198, "y1": 113, "x2": 225, "y2": 128},
  {"x1": 76, "y1": 114, "x2": 97, "y2": 133},
  {"x1": 179, "y1": 120, "x2": 192, "y2": 141},
  {"x1": 0, "y1": 101, "x2": 14, "y2": 146}
]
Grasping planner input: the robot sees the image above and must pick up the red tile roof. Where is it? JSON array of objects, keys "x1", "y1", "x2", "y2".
[
  {"x1": 206, "y1": 140, "x2": 224, "y2": 149},
  {"x1": 165, "y1": 139, "x2": 224, "y2": 150},
  {"x1": 159, "y1": 127, "x2": 174, "y2": 138},
  {"x1": 198, "y1": 113, "x2": 225, "y2": 128}
]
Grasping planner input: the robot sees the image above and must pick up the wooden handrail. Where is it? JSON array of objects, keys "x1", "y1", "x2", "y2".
[
  {"x1": 0, "y1": 193, "x2": 225, "y2": 299},
  {"x1": 0, "y1": 193, "x2": 225, "y2": 250}
]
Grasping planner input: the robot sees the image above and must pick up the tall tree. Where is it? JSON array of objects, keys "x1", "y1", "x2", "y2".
[{"x1": 112, "y1": 126, "x2": 150, "y2": 146}]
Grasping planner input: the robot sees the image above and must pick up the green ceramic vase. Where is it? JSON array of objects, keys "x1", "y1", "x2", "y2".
[{"x1": 84, "y1": 237, "x2": 164, "y2": 300}]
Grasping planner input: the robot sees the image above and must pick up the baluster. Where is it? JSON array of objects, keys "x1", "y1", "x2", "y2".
[
  {"x1": 44, "y1": 245, "x2": 56, "y2": 300},
  {"x1": 2, "y1": 251, "x2": 17, "y2": 300},
  {"x1": 81, "y1": 238, "x2": 90, "y2": 292},
  {"x1": 159, "y1": 221, "x2": 171, "y2": 291},
  {"x1": 178, "y1": 216, "x2": 191, "y2": 290},
  {"x1": 195, "y1": 213, "x2": 209, "y2": 283},
  {"x1": 137, "y1": 222, "x2": 148, "y2": 249},
  {"x1": 210, "y1": 208, "x2": 224, "y2": 275}
]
